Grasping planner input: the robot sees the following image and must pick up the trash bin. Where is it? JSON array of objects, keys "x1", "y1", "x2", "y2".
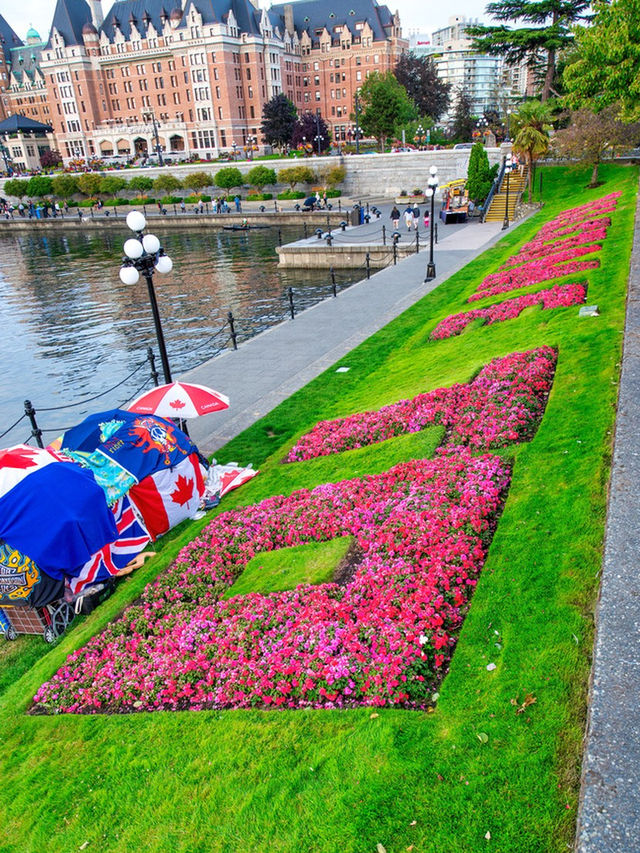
[{"x1": 349, "y1": 205, "x2": 361, "y2": 226}]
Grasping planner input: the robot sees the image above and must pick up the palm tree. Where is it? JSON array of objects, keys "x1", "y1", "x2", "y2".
[{"x1": 511, "y1": 100, "x2": 554, "y2": 195}]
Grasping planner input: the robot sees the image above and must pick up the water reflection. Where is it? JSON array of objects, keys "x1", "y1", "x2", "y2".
[{"x1": 0, "y1": 225, "x2": 357, "y2": 439}]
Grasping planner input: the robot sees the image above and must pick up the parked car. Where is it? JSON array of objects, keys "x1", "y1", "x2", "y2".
[{"x1": 453, "y1": 143, "x2": 474, "y2": 150}]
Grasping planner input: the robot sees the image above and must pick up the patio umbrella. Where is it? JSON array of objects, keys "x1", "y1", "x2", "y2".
[{"x1": 127, "y1": 382, "x2": 229, "y2": 419}]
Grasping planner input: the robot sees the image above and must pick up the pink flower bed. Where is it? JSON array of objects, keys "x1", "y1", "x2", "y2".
[
  {"x1": 431, "y1": 283, "x2": 587, "y2": 340},
  {"x1": 285, "y1": 347, "x2": 556, "y2": 463},
  {"x1": 33, "y1": 449, "x2": 511, "y2": 714},
  {"x1": 468, "y1": 192, "x2": 621, "y2": 303}
]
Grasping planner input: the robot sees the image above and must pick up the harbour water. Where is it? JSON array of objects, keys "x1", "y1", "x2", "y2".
[{"x1": 0, "y1": 224, "x2": 357, "y2": 442}]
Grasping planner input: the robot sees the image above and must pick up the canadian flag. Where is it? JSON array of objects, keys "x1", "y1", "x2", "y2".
[
  {"x1": 0, "y1": 445, "x2": 65, "y2": 499},
  {"x1": 128, "y1": 452, "x2": 206, "y2": 540}
]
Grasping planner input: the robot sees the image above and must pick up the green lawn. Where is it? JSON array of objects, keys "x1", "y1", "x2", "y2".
[{"x1": 0, "y1": 163, "x2": 636, "y2": 853}]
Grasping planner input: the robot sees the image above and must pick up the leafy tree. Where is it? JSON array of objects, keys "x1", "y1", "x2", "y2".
[
  {"x1": 98, "y1": 175, "x2": 127, "y2": 196},
  {"x1": 4, "y1": 178, "x2": 30, "y2": 198},
  {"x1": 394, "y1": 54, "x2": 451, "y2": 121},
  {"x1": 325, "y1": 165, "x2": 346, "y2": 188},
  {"x1": 214, "y1": 166, "x2": 244, "y2": 195},
  {"x1": 450, "y1": 88, "x2": 475, "y2": 142},
  {"x1": 51, "y1": 175, "x2": 79, "y2": 198},
  {"x1": 246, "y1": 165, "x2": 277, "y2": 192},
  {"x1": 467, "y1": 0, "x2": 591, "y2": 102},
  {"x1": 183, "y1": 171, "x2": 212, "y2": 192},
  {"x1": 511, "y1": 99, "x2": 553, "y2": 193},
  {"x1": 277, "y1": 165, "x2": 316, "y2": 191},
  {"x1": 358, "y1": 71, "x2": 415, "y2": 151},
  {"x1": 260, "y1": 93, "x2": 298, "y2": 150},
  {"x1": 76, "y1": 173, "x2": 102, "y2": 197},
  {"x1": 153, "y1": 174, "x2": 183, "y2": 192},
  {"x1": 563, "y1": 0, "x2": 640, "y2": 120},
  {"x1": 466, "y1": 142, "x2": 498, "y2": 204},
  {"x1": 291, "y1": 112, "x2": 331, "y2": 153},
  {"x1": 26, "y1": 175, "x2": 53, "y2": 197},
  {"x1": 552, "y1": 105, "x2": 640, "y2": 186},
  {"x1": 128, "y1": 176, "x2": 154, "y2": 192},
  {"x1": 39, "y1": 149, "x2": 63, "y2": 169}
]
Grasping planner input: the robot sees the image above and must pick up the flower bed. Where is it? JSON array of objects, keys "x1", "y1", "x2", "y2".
[
  {"x1": 469, "y1": 192, "x2": 620, "y2": 303},
  {"x1": 431, "y1": 283, "x2": 587, "y2": 340},
  {"x1": 285, "y1": 348, "x2": 557, "y2": 463},
  {"x1": 33, "y1": 449, "x2": 511, "y2": 714}
]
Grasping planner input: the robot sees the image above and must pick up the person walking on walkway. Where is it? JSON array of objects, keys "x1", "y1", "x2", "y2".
[
  {"x1": 404, "y1": 205, "x2": 413, "y2": 232},
  {"x1": 234, "y1": 195, "x2": 242, "y2": 212},
  {"x1": 390, "y1": 205, "x2": 400, "y2": 230},
  {"x1": 412, "y1": 203, "x2": 420, "y2": 231}
]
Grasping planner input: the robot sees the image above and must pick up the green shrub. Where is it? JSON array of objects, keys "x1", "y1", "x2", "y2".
[
  {"x1": 154, "y1": 174, "x2": 183, "y2": 192},
  {"x1": 51, "y1": 175, "x2": 79, "y2": 198},
  {"x1": 78, "y1": 199, "x2": 96, "y2": 207},
  {"x1": 3, "y1": 178, "x2": 29, "y2": 198},
  {"x1": 160, "y1": 195, "x2": 182, "y2": 205},
  {"x1": 26, "y1": 175, "x2": 53, "y2": 197},
  {"x1": 325, "y1": 189, "x2": 342, "y2": 198},
  {"x1": 246, "y1": 192, "x2": 273, "y2": 201},
  {"x1": 183, "y1": 171, "x2": 213, "y2": 192},
  {"x1": 214, "y1": 167, "x2": 244, "y2": 193},
  {"x1": 76, "y1": 173, "x2": 102, "y2": 197},
  {"x1": 183, "y1": 194, "x2": 211, "y2": 203},
  {"x1": 277, "y1": 190, "x2": 306, "y2": 200},
  {"x1": 247, "y1": 165, "x2": 277, "y2": 192},
  {"x1": 278, "y1": 165, "x2": 315, "y2": 190},
  {"x1": 104, "y1": 198, "x2": 129, "y2": 206},
  {"x1": 98, "y1": 175, "x2": 127, "y2": 196},
  {"x1": 128, "y1": 176, "x2": 154, "y2": 192},
  {"x1": 129, "y1": 196, "x2": 156, "y2": 206}
]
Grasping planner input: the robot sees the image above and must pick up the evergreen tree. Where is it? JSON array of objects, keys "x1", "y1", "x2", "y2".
[
  {"x1": 450, "y1": 89, "x2": 475, "y2": 142},
  {"x1": 466, "y1": 142, "x2": 497, "y2": 204},
  {"x1": 467, "y1": 0, "x2": 591, "y2": 102},
  {"x1": 260, "y1": 93, "x2": 298, "y2": 151},
  {"x1": 393, "y1": 54, "x2": 451, "y2": 121}
]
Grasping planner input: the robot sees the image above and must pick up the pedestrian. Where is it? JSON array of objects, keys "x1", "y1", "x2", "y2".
[
  {"x1": 180, "y1": 199, "x2": 186, "y2": 213},
  {"x1": 404, "y1": 205, "x2": 413, "y2": 232},
  {"x1": 412, "y1": 203, "x2": 420, "y2": 230},
  {"x1": 18, "y1": 203, "x2": 24, "y2": 217},
  {"x1": 423, "y1": 210, "x2": 430, "y2": 229},
  {"x1": 390, "y1": 205, "x2": 400, "y2": 229},
  {"x1": 234, "y1": 195, "x2": 241, "y2": 212},
  {"x1": 63, "y1": 200, "x2": 69, "y2": 215}
]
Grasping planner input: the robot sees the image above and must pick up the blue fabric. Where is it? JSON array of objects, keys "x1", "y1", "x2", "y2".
[
  {"x1": 62, "y1": 409, "x2": 194, "y2": 483},
  {"x1": 0, "y1": 464, "x2": 118, "y2": 579}
]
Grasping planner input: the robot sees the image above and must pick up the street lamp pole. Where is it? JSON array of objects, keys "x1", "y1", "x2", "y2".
[
  {"x1": 119, "y1": 210, "x2": 174, "y2": 383},
  {"x1": 506, "y1": 108, "x2": 512, "y2": 142},
  {"x1": 151, "y1": 111, "x2": 164, "y2": 166},
  {"x1": 502, "y1": 154, "x2": 513, "y2": 230},
  {"x1": 354, "y1": 91, "x2": 361, "y2": 155},
  {"x1": 315, "y1": 110, "x2": 323, "y2": 154},
  {"x1": 424, "y1": 165, "x2": 438, "y2": 281},
  {"x1": 0, "y1": 142, "x2": 12, "y2": 176}
]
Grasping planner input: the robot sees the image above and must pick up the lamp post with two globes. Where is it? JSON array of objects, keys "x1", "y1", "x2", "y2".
[
  {"x1": 502, "y1": 154, "x2": 514, "y2": 231},
  {"x1": 119, "y1": 210, "x2": 174, "y2": 383},
  {"x1": 424, "y1": 165, "x2": 438, "y2": 281}
]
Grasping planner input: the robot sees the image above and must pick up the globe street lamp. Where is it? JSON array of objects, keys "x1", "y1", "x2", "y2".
[
  {"x1": 414, "y1": 124, "x2": 426, "y2": 148},
  {"x1": 424, "y1": 165, "x2": 438, "y2": 281},
  {"x1": 506, "y1": 108, "x2": 512, "y2": 142},
  {"x1": 476, "y1": 115, "x2": 488, "y2": 143},
  {"x1": 502, "y1": 154, "x2": 514, "y2": 231},
  {"x1": 120, "y1": 210, "x2": 174, "y2": 383},
  {"x1": 231, "y1": 141, "x2": 237, "y2": 161}
]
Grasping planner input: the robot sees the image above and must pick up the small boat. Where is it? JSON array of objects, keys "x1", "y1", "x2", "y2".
[{"x1": 222, "y1": 224, "x2": 270, "y2": 231}]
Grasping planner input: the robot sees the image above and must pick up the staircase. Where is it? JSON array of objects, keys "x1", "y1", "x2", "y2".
[{"x1": 484, "y1": 167, "x2": 528, "y2": 222}]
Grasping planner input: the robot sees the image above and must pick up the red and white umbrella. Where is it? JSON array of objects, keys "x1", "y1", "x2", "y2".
[{"x1": 127, "y1": 382, "x2": 229, "y2": 419}]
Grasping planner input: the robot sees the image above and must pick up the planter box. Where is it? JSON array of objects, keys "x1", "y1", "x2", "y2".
[{"x1": 396, "y1": 195, "x2": 425, "y2": 204}]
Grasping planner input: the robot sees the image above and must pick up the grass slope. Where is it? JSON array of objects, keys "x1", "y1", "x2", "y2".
[{"x1": 0, "y1": 163, "x2": 636, "y2": 853}]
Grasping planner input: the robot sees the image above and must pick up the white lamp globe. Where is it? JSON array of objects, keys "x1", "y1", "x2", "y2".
[
  {"x1": 155, "y1": 254, "x2": 173, "y2": 274},
  {"x1": 119, "y1": 265, "x2": 140, "y2": 285},
  {"x1": 124, "y1": 238, "x2": 143, "y2": 259},
  {"x1": 142, "y1": 233, "x2": 161, "y2": 254},
  {"x1": 429, "y1": 165, "x2": 438, "y2": 177},
  {"x1": 126, "y1": 210, "x2": 146, "y2": 232}
]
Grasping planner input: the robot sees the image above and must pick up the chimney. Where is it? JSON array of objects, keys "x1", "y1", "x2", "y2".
[
  {"x1": 87, "y1": 0, "x2": 104, "y2": 29},
  {"x1": 284, "y1": 3, "x2": 294, "y2": 35}
]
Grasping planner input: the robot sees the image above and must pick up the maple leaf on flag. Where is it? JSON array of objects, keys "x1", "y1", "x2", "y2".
[
  {"x1": 169, "y1": 399, "x2": 186, "y2": 410},
  {"x1": 170, "y1": 474, "x2": 195, "y2": 506},
  {"x1": 0, "y1": 448, "x2": 40, "y2": 469}
]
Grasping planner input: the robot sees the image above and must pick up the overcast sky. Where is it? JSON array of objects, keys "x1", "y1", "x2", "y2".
[{"x1": 1, "y1": 0, "x2": 490, "y2": 44}]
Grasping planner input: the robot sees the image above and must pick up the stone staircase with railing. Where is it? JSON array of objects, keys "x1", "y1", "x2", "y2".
[{"x1": 484, "y1": 166, "x2": 528, "y2": 222}]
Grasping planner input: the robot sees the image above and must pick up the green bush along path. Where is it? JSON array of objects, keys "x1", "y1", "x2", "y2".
[{"x1": 0, "y1": 163, "x2": 636, "y2": 852}]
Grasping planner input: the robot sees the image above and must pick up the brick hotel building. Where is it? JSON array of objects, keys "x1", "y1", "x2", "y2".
[{"x1": 0, "y1": 0, "x2": 406, "y2": 165}]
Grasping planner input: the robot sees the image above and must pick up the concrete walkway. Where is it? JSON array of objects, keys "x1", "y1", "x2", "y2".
[
  {"x1": 184, "y1": 213, "x2": 504, "y2": 453},
  {"x1": 576, "y1": 185, "x2": 640, "y2": 851}
]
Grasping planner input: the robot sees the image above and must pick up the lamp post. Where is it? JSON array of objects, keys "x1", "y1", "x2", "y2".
[
  {"x1": 151, "y1": 111, "x2": 164, "y2": 166},
  {"x1": 315, "y1": 110, "x2": 324, "y2": 155},
  {"x1": 476, "y1": 115, "x2": 488, "y2": 143},
  {"x1": 119, "y1": 210, "x2": 174, "y2": 383},
  {"x1": 506, "y1": 108, "x2": 512, "y2": 142},
  {"x1": 354, "y1": 91, "x2": 362, "y2": 155},
  {"x1": 231, "y1": 141, "x2": 237, "y2": 161},
  {"x1": 414, "y1": 124, "x2": 426, "y2": 149},
  {"x1": 502, "y1": 154, "x2": 513, "y2": 231},
  {"x1": 424, "y1": 165, "x2": 438, "y2": 281},
  {"x1": 0, "y1": 141, "x2": 12, "y2": 176}
]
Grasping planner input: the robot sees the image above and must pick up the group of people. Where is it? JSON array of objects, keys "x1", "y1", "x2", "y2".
[
  {"x1": 1, "y1": 199, "x2": 71, "y2": 219},
  {"x1": 390, "y1": 203, "x2": 430, "y2": 232}
]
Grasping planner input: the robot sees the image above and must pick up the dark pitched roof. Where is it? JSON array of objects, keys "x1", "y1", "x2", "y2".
[
  {"x1": 101, "y1": 0, "x2": 262, "y2": 40},
  {"x1": 46, "y1": 0, "x2": 93, "y2": 48},
  {"x1": 269, "y1": 0, "x2": 395, "y2": 43},
  {"x1": 0, "y1": 114, "x2": 52, "y2": 133},
  {"x1": 0, "y1": 14, "x2": 23, "y2": 54}
]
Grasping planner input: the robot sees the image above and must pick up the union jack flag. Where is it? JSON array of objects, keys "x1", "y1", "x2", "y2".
[{"x1": 68, "y1": 496, "x2": 150, "y2": 596}]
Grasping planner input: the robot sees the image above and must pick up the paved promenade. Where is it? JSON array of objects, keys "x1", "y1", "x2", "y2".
[
  {"x1": 576, "y1": 186, "x2": 640, "y2": 851},
  {"x1": 184, "y1": 212, "x2": 504, "y2": 453}
]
